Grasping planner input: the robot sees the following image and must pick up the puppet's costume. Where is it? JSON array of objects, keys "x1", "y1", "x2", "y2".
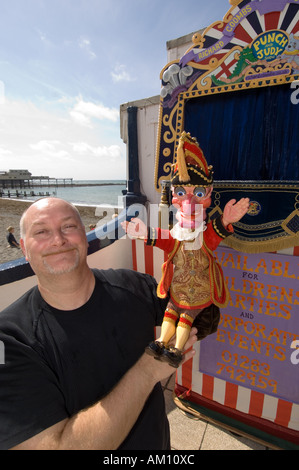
[
  {"x1": 145, "y1": 132, "x2": 234, "y2": 367},
  {"x1": 147, "y1": 217, "x2": 232, "y2": 310}
]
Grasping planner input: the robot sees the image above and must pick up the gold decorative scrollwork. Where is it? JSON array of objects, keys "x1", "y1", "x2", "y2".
[
  {"x1": 199, "y1": 75, "x2": 213, "y2": 91},
  {"x1": 208, "y1": 57, "x2": 220, "y2": 69},
  {"x1": 163, "y1": 162, "x2": 173, "y2": 175},
  {"x1": 214, "y1": 192, "x2": 221, "y2": 207},
  {"x1": 163, "y1": 130, "x2": 175, "y2": 144},
  {"x1": 163, "y1": 148, "x2": 171, "y2": 158},
  {"x1": 192, "y1": 32, "x2": 205, "y2": 48},
  {"x1": 162, "y1": 106, "x2": 178, "y2": 143}
]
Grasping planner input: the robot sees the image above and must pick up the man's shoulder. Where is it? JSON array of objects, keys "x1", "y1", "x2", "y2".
[
  {"x1": 93, "y1": 268, "x2": 156, "y2": 288},
  {"x1": 92, "y1": 268, "x2": 166, "y2": 320},
  {"x1": 92, "y1": 268, "x2": 158, "y2": 299},
  {"x1": 0, "y1": 286, "x2": 40, "y2": 327}
]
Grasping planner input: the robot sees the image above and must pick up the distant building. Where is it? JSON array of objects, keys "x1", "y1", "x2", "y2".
[
  {"x1": 0, "y1": 169, "x2": 72, "y2": 190},
  {"x1": 0, "y1": 169, "x2": 32, "y2": 180}
]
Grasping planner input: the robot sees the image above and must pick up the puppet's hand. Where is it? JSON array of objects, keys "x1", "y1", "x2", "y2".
[
  {"x1": 121, "y1": 217, "x2": 148, "y2": 239},
  {"x1": 222, "y1": 198, "x2": 250, "y2": 227}
]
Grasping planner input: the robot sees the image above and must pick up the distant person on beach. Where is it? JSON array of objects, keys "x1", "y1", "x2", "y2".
[
  {"x1": 6, "y1": 226, "x2": 20, "y2": 248},
  {"x1": 0, "y1": 197, "x2": 197, "y2": 450}
]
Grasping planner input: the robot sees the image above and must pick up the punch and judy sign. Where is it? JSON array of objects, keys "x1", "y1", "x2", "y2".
[{"x1": 251, "y1": 30, "x2": 289, "y2": 61}]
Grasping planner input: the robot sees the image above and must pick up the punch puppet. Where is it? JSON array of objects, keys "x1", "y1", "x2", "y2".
[{"x1": 123, "y1": 132, "x2": 249, "y2": 367}]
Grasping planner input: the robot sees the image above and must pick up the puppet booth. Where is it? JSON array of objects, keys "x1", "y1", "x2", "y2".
[{"x1": 136, "y1": 0, "x2": 299, "y2": 450}]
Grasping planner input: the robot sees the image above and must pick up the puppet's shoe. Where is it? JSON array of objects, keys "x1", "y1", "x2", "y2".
[
  {"x1": 145, "y1": 341, "x2": 165, "y2": 359},
  {"x1": 161, "y1": 346, "x2": 183, "y2": 368}
]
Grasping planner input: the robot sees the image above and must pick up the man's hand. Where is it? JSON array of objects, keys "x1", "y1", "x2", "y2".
[
  {"x1": 222, "y1": 197, "x2": 250, "y2": 228},
  {"x1": 142, "y1": 327, "x2": 198, "y2": 383}
]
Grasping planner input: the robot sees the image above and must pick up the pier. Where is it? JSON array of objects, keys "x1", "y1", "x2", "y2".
[
  {"x1": 0, "y1": 170, "x2": 73, "y2": 190},
  {"x1": 0, "y1": 177, "x2": 73, "y2": 189},
  {"x1": 0, "y1": 189, "x2": 56, "y2": 199},
  {"x1": 27, "y1": 177, "x2": 73, "y2": 188}
]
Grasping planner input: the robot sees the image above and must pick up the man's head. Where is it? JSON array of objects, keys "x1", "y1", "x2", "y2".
[{"x1": 20, "y1": 198, "x2": 89, "y2": 277}]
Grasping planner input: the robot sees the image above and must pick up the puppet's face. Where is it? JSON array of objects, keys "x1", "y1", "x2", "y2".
[{"x1": 172, "y1": 185, "x2": 213, "y2": 229}]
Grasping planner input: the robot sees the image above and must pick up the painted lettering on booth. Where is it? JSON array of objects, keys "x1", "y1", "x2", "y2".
[
  {"x1": 252, "y1": 30, "x2": 289, "y2": 61},
  {"x1": 199, "y1": 248, "x2": 299, "y2": 401}
]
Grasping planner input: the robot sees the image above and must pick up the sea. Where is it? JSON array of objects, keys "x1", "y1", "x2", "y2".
[{"x1": 3, "y1": 180, "x2": 127, "y2": 208}]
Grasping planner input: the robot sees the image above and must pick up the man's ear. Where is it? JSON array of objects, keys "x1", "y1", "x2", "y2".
[{"x1": 20, "y1": 239, "x2": 28, "y2": 260}]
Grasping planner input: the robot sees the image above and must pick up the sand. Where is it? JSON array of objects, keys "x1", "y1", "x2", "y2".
[{"x1": 0, "y1": 198, "x2": 118, "y2": 265}]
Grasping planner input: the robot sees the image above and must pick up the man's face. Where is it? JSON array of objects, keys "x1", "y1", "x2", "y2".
[
  {"x1": 172, "y1": 185, "x2": 213, "y2": 229},
  {"x1": 20, "y1": 199, "x2": 89, "y2": 277}
]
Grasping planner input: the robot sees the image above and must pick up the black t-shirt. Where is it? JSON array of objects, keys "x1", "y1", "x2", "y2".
[{"x1": 0, "y1": 269, "x2": 169, "y2": 450}]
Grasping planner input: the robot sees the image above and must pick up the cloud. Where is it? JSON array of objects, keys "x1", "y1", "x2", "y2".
[
  {"x1": 0, "y1": 147, "x2": 12, "y2": 156},
  {"x1": 69, "y1": 98, "x2": 119, "y2": 127},
  {"x1": 79, "y1": 37, "x2": 97, "y2": 60},
  {"x1": 36, "y1": 29, "x2": 52, "y2": 47},
  {"x1": 111, "y1": 64, "x2": 135, "y2": 83},
  {"x1": 0, "y1": 97, "x2": 125, "y2": 179},
  {"x1": 30, "y1": 140, "x2": 60, "y2": 152},
  {"x1": 30, "y1": 140, "x2": 70, "y2": 159},
  {"x1": 71, "y1": 142, "x2": 122, "y2": 160}
]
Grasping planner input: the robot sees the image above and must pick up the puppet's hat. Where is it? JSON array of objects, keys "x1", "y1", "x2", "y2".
[{"x1": 171, "y1": 132, "x2": 213, "y2": 187}]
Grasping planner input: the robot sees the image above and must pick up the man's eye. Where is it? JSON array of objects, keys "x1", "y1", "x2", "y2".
[
  {"x1": 34, "y1": 230, "x2": 48, "y2": 237},
  {"x1": 194, "y1": 187, "x2": 206, "y2": 198}
]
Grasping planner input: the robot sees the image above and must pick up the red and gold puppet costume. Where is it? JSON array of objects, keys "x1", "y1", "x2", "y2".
[{"x1": 123, "y1": 132, "x2": 249, "y2": 367}]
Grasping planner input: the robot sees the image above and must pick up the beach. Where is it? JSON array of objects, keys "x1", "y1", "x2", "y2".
[{"x1": 0, "y1": 198, "x2": 117, "y2": 265}]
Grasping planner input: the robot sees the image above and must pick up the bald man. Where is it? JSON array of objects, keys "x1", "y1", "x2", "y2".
[{"x1": 0, "y1": 198, "x2": 197, "y2": 450}]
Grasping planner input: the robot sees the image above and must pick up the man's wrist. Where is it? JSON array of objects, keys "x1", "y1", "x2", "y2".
[{"x1": 136, "y1": 353, "x2": 169, "y2": 387}]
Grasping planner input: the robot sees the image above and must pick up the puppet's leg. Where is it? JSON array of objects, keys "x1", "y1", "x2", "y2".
[
  {"x1": 145, "y1": 308, "x2": 179, "y2": 359},
  {"x1": 158, "y1": 308, "x2": 179, "y2": 345},
  {"x1": 174, "y1": 313, "x2": 194, "y2": 351},
  {"x1": 161, "y1": 312, "x2": 197, "y2": 368}
]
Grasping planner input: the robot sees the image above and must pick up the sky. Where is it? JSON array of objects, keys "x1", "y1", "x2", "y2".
[{"x1": 0, "y1": 0, "x2": 230, "y2": 180}]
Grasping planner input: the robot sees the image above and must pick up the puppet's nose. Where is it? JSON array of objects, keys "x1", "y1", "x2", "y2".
[{"x1": 181, "y1": 195, "x2": 200, "y2": 214}]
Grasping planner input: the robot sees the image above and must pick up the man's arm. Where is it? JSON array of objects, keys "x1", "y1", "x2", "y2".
[{"x1": 12, "y1": 329, "x2": 197, "y2": 450}]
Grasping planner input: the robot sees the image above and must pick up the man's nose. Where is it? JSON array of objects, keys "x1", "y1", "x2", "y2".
[{"x1": 51, "y1": 229, "x2": 67, "y2": 245}]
